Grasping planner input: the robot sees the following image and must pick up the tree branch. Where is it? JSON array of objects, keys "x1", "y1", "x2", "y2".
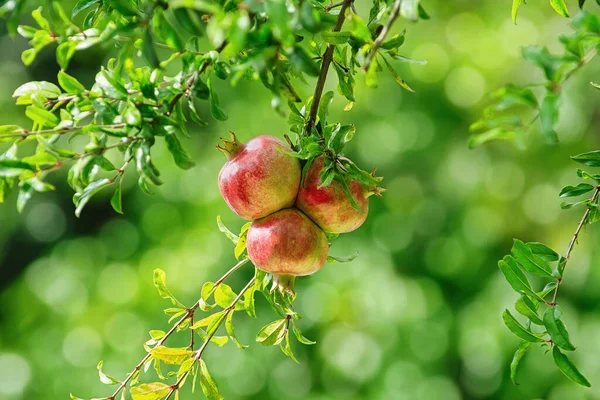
[
  {"x1": 164, "y1": 276, "x2": 257, "y2": 400},
  {"x1": 106, "y1": 258, "x2": 250, "y2": 400},
  {"x1": 306, "y1": 0, "x2": 354, "y2": 133},
  {"x1": 551, "y1": 187, "x2": 600, "y2": 305},
  {"x1": 362, "y1": 0, "x2": 402, "y2": 72}
]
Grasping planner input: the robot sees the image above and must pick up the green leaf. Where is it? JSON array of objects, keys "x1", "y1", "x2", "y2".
[
  {"x1": 256, "y1": 319, "x2": 287, "y2": 346},
  {"x1": 170, "y1": 0, "x2": 221, "y2": 14},
  {"x1": 381, "y1": 56, "x2": 414, "y2": 92},
  {"x1": 150, "y1": 346, "x2": 193, "y2": 365},
  {"x1": 216, "y1": 216, "x2": 239, "y2": 244},
  {"x1": 552, "y1": 346, "x2": 591, "y2": 387},
  {"x1": 498, "y1": 256, "x2": 544, "y2": 301},
  {"x1": 215, "y1": 284, "x2": 243, "y2": 310},
  {"x1": 540, "y1": 93, "x2": 560, "y2": 144},
  {"x1": 72, "y1": 0, "x2": 101, "y2": 18},
  {"x1": 280, "y1": 331, "x2": 298, "y2": 363},
  {"x1": 511, "y1": 239, "x2": 553, "y2": 277},
  {"x1": 468, "y1": 128, "x2": 516, "y2": 149},
  {"x1": 25, "y1": 106, "x2": 60, "y2": 127},
  {"x1": 73, "y1": 178, "x2": 112, "y2": 217},
  {"x1": 110, "y1": 179, "x2": 123, "y2": 214},
  {"x1": 17, "y1": 183, "x2": 33, "y2": 213},
  {"x1": 191, "y1": 311, "x2": 225, "y2": 332},
  {"x1": 57, "y1": 71, "x2": 86, "y2": 95},
  {"x1": 510, "y1": 341, "x2": 532, "y2": 385},
  {"x1": 234, "y1": 222, "x2": 251, "y2": 260},
  {"x1": 225, "y1": 312, "x2": 248, "y2": 349},
  {"x1": 124, "y1": 100, "x2": 142, "y2": 126},
  {"x1": 515, "y1": 295, "x2": 543, "y2": 325},
  {"x1": 400, "y1": 0, "x2": 421, "y2": 22},
  {"x1": 207, "y1": 76, "x2": 228, "y2": 121},
  {"x1": 13, "y1": 81, "x2": 61, "y2": 99},
  {"x1": 199, "y1": 360, "x2": 223, "y2": 400},
  {"x1": 95, "y1": 69, "x2": 128, "y2": 99},
  {"x1": 130, "y1": 382, "x2": 171, "y2": 400},
  {"x1": 559, "y1": 183, "x2": 595, "y2": 198},
  {"x1": 544, "y1": 306, "x2": 576, "y2": 351},
  {"x1": 321, "y1": 31, "x2": 352, "y2": 44},
  {"x1": 527, "y1": 242, "x2": 559, "y2": 262},
  {"x1": 0, "y1": 159, "x2": 35, "y2": 177},
  {"x1": 97, "y1": 361, "x2": 120, "y2": 385},
  {"x1": 164, "y1": 130, "x2": 196, "y2": 170},
  {"x1": 142, "y1": 29, "x2": 160, "y2": 68},
  {"x1": 572, "y1": 150, "x2": 600, "y2": 167},
  {"x1": 153, "y1": 269, "x2": 185, "y2": 308},
  {"x1": 327, "y1": 251, "x2": 358, "y2": 263},
  {"x1": 512, "y1": 0, "x2": 524, "y2": 24},
  {"x1": 552, "y1": 346, "x2": 592, "y2": 387},
  {"x1": 243, "y1": 278, "x2": 258, "y2": 318},
  {"x1": 550, "y1": 0, "x2": 570, "y2": 17},
  {"x1": 502, "y1": 309, "x2": 545, "y2": 342},
  {"x1": 292, "y1": 322, "x2": 316, "y2": 345},
  {"x1": 287, "y1": 46, "x2": 320, "y2": 77},
  {"x1": 382, "y1": 32, "x2": 406, "y2": 50}
]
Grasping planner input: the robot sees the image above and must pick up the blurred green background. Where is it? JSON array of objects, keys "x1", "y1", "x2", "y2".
[{"x1": 2, "y1": 1, "x2": 600, "y2": 399}]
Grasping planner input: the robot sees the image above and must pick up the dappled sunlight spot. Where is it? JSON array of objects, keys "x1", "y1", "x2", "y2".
[
  {"x1": 141, "y1": 202, "x2": 182, "y2": 243},
  {"x1": 460, "y1": 328, "x2": 501, "y2": 379},
  {"x1": 372, "y1": 212, "x2": 414, "y2": 253},
  {"x1": 442, "y1": 144, "x2": 491, "y2": 194},
  {"x1": 179, "y1": 158, "x2": 223, "y2": 204},
  {"x1": 227, "y1": 357, "x2": 266, "y2": 396},
  {"x1": 103, "y1": 312, "x2": 145, "y2": 353},
  {"x1": 383, "y1": 176, "x2": 424, "y2": 214},
  {"x1": 298, "y1": 282, "x2": 340, "y2": 326},
  {"x1": 97, "y1": 263, "x2": 140, "y2": 305},
  {"x1": 485, "y1": 161, "x2": 525, "y2": 201},
  {"x1": 25, "y1": 202, "x2": 66, "y2": 243},
  {"x1": 445, "y1": 67, "x2": 486, "y2": 108},
  {"x1": 269, "y1": 359, "x2": 312, "y2": 398},
  {"x1": 137, "y1": 247, "x2": 171, "y2": 278},
  {"x1": 523, "y1": 183, "x2": 561, "y2": 225},
  {"x1": 409, "y1": 321, "x2": 448, "y2": 362},
  {"x1": 25, "y1": 259, "x2": 88, "y2": 314},
  {"x1": 321, "y1": 328, "x2": 382, "y2": 383},
  {"x1": 351, "y1": 271, "x2": 407, "y2": 325},
  {"x1": 548, "y1": 383, "x2": 589, "y2": 400},
  {"x1": 0, "y1": 353, "x2": 30, "y2": 395},
  {"x1": 416, "y1": 376, "x2": 461, "y2": 400},
  {"x1": 100, "y1": 219, "x2": 140, "y2": 260},
  {"x1": 62, "y1": 237, "x2": 107, "y2": 270},
  {"x1": 395, "y1": 279, "x2": 427, "y2": 322},
  {"x1": 404, "y1": 111, "x2": 436, "y2": 151},
  {"x1": 356, "y1": 121, "x2": 401, "y2": 166},
  {"x1": 460, "y1": 368, "x2": 502, "y2": 398},
  {"x1": 501, "y1": 18, "x2": 540, "y2": 57},
  {"x1": 462, "y1": 206, "x2": 504, "y2": 248},
  {"x1": 411, "y1": 198, "x2": 447, "y2": 237},
  {"x1": 0, "y1": 61, "x2": 28, "y2": 104},
  {"x1": 62, "y1": 326, "x2": 103, "y2": 367},
  {"x1": 445, "y1": 13, "x2": 486, "y2": 54},
  {"x1": 425, "y1": 236, "x2": 466, "y2": 278},
  {"x1": 383, "y1": 361, "x2": 423, "y2": 396},
  {"x1": 556, "y1": 95, "x2": 588, "y2": 143},
  {"x1": 410, "y1": 43, "x2": 450, "y2": 83}
]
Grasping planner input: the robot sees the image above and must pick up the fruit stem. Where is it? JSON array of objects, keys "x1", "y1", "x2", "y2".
[{"x1": 216, "y1": 131, "x2": 243, "y2": 158}]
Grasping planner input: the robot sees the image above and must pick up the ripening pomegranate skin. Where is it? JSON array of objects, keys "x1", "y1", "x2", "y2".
[
  {"x1": 247, "y1": 208, "x2": 328, "y2": 293},
  {"x1": 218, "y1": 133, "x2": 301, "y2": 220},
  {"x1": 295, "y1": 157, "x2": 369, "y2": 234}
]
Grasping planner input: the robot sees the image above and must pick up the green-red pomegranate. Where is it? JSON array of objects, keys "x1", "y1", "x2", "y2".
[
  {"x1": 218, "y1": 133, "x2": 301, "y2": 220},
  {"x1": 247, "y1": 208, "x2": 328, "y2": 294},
  {"x1": 295, "y1": 157, "x2": 369, "y2": 234}
]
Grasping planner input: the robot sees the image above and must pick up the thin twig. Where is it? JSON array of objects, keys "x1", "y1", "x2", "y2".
[
  {"x1": 105, "y1": 258, "x2": 250, "y2": 400},
  {"x1": 551, "y1": 187, "x2": 600, "y2": 305},
  {"x1": 362, "y1": 0, "x2": 402, "y2": 72},
  {"x1": 164, "y1": 276, "x2": 257, "y2": 400},
  {"x1": 306, "y1": 0, "x2": 354, "y2": 133}
]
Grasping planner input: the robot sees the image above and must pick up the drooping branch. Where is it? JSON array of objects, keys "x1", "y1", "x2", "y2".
[
  {"x1": 105, "y1": 258, "x2": 250, "y2": 400},
  {"x1": 362, "y1": 0, "x2": 402, "y2": 72},
  {"x1": 164, "y1": 276, "x2": 257, "y2": 400},
  {"x1": 551, "y1": 187, "x2": 600, "y2": 305},
  {"x1": 306, "y1": 0, "x2": 354, "y2": 133}
]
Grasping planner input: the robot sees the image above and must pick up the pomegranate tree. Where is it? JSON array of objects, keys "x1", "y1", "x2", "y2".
[
  {"x1": 218, "y1": 132, "x2": 301, "y2": 220},
  {"x1": 246, "y1": 207, "x2": 329, "y2": 294},
  {"x1": 296, "y1": 156, "x2": 370, "y2": 234}
]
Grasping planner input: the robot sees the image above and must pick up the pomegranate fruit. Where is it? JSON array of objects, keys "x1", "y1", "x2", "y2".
[
  {"x1": 295, "y1": 157, "x2": 369, "y2": 234},
  {"x1": 247, "y1": 208, "x2": 329, "y2": 294},
  {"x1": 217, "y1": 133, "x2": 301, "y2": 220}
]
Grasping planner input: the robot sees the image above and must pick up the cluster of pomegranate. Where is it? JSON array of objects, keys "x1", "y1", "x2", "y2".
[{"x1": 217, "y1": 133, "x2": 372, "y2": 293}]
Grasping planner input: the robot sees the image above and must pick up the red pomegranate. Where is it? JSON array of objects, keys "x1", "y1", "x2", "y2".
[
  {"x1": 295, "y1": 157, "x2": 369, "y2": 234},
  {"x1": 247, "y1": 208, "x2": 329, "y2": 294},
  {"x1": 218, "y1": 133, "x2": 301, "y2": 220}
]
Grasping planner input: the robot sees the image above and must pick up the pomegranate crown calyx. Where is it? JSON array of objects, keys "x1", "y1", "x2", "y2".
[{"x1": 216, "y1": 131, "x2": 242, "y2": 158}]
